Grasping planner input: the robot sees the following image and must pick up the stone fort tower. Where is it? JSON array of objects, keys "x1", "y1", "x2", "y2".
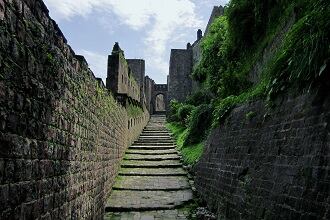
[{"x1": 168, "y1": 6, "x2": 224, "y2": 103}]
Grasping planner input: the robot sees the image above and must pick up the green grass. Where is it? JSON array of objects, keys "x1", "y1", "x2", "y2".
[
  {"x1": 166, "y1": 122, "x2": 204, "y2": 165},
  {"x1": 127, "y1": 103, "x2": 143, "y2": 118}
]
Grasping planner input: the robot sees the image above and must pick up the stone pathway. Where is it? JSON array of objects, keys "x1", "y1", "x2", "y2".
[{"x1": 104, "y1": 115, "x2": 193, "y2": 220}]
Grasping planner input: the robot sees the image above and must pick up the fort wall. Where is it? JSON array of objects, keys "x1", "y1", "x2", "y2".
[
  {"x1": 0, "y1": 0, "x2": 148, "y2": 219},
  {"x1": 195, "y1": 92, "x2": 330, "y2": 219}
]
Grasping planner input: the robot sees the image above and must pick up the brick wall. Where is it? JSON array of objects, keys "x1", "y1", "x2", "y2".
[
  {"x1": 0, "y1": 0, "x2": 148, "y2": 219},
  {"x1": 194, "y1": 92, "x2": 330, "y2": 219}
]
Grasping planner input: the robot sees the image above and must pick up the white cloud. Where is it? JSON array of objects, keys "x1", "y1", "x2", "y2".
[
  {"x1": 44, "y1": 0, "x2": 203, "y2": 81},
  {"x1": 76, "y1": 49, "x2": 108, "y2": 81}
]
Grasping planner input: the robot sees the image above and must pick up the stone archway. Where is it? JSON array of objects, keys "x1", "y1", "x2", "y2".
[
  {"x1": 151, "y1": 84, "x2": 168, "y2": 114},
  {"x1": 154, "y1": 93, "x2": 166, "y2": 112}
]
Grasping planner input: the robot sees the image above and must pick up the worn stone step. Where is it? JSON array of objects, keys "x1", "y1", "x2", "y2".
[
  {"x1": 137, "y1": 139, "x2": 172, "y2": 143},
  {"x1": 143, "y1": 128, "x2": 168, "y2": 130},
  {"x1": 104, "y1": 115, "x2": 193, "y2": 218},
  {"x1": 136, "y1": 138, "x2": 174, "y2": 143},
  {"x1": 105, "y1": 190, "x2": 193, "y2": 211},
  {"x1": 129, "y1": 146, "x2": 175, "y2": 150},
  {"x1": 132, "y1": 142, "x2": 175, "y2": 146},
  {"x1": 133, "y1": 140, "x2": 175, "y2": 146},
  {"x1": 137, "y1": 137, "x2": 173, "y2": 140},
  {"x1": 119, "y1": 168, "x2": 187, "y2": 176},
  {"x1": 126, "y1": 149, "x2": 178, "y2": 155},
  {"x1": 140, "y1": 133, "x2": 170, "y2": 137},
  {"x1": 113, "y1": 176, "x2": 190, "y2": 191},
  {"x1": 143, "y1": 129, "x2": 168, "y2": 132},
  {"x1": 138, "y1": 136, "x2": 172, "y2": 139},
  {"x1": 125, "y1": 154, "x2": 180, "y2": 161},
  {"x1": 121, "y1": 160, "x2": 181, "y2": 168},
  {"x1": 138, "y1": 136, "x2": 171, "y2": 139},
  {"x1": 104, "y1": 209, "x2": 190, "y2": 220}
]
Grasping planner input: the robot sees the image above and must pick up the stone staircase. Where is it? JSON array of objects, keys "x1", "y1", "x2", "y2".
[{"x1": 104, "y1": 115, "x2": 193, "y2": 220}]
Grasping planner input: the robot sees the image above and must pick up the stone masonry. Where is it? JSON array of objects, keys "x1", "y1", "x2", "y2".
[
  {"x1": 194, "y1": 92, "x2": 330, "y2": 220},
  {"x1": 0, "y1": 0, "x2": 149, "y2": 219},
  {"x1": 168, "y1": 48, "x2": 193, "y2": 103},
  {"x1": 106, "y1": 43, "x2": 141, "y2": 103},
  {"x1": 127, "y1": 59, "x2": 145, "y2": 105}
]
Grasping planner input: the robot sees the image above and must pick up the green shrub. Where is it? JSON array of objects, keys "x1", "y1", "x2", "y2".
[
  {"x1": 177, "y1": 104, "x2": 195, "y2": 125},
  {"x1": 171, "y1": 0, "x2": 329, "y2": 136},
  {"x1": 226, "y1": 0, "x2": 295, "y2": 56},
  {"x1": 185, "y1": 88, "x2": 214, "y2": 106},
  {"x1": 184, "y1": 104, "x2": 213, "y2": 145},
  {"x1": 167, "y1": 100, "x2": 182, "y2": 122},
  {"x1": 166, "y1": 123, "x2": 205, "y2": 166},
  {"x1": 266, "y1": 1, "x2": 330, "y2": 99}
]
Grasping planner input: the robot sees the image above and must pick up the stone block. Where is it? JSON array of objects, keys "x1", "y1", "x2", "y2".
[
  {"x1": 0, "y1": 0, "x2": 4, "y2": 20},
  {"x1": 194, "y1": 93, "x2": 330, "y2": 219}
]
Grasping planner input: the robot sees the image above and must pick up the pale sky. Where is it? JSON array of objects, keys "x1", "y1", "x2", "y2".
[{"x1": 44, "y1": 0, "x2": 229, "y2": 83}]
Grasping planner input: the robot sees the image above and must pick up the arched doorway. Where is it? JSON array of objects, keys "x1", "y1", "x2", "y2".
[
  {"x1": 155, "y1": 93, "x2": 166, "y2": 113},
  {"x1": 151, "y1": 84, "x2": 168, "y2": 115}
]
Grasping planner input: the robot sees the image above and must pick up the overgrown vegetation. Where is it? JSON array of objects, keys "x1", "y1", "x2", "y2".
[
  {"x1": 167, "y1": 0, "x2": 329, "y2": 164},
  {"x1": 127, "y1": 103, "x2": 143, "y2": 118},
  {"x1": 166, "y1": 122, "x2": 204, "y2": 165}
]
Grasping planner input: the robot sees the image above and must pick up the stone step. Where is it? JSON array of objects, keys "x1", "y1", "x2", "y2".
[
  {"x1": 126, "y1": 149, "x2": 178, "y2": 155},
  {"x1": 143, "y1": 129, "x2": 168, "y2": 132},
  {"x1": 104, "y1": 115, "x2": 193, "y2": 218},
  {"x1": 140, "y1": 133, "x2": 170, "y2": 137},
  {"x1": 113, "y1": 176, "x2": 190, "y2": 191},
  {"x1": 137, "y1": 137, "x2": 173, "y2": 140},
  {"x1": 135, "y1": 140, "x2": 174, "y2": 144},
  {"x1": 104, "y1": 209, "x2": 190, "y2": 220},
  {"x1": 121, "y1": 160, "x2": 181, "y2": 168},
  {"x1": 119, "y1": 168, "x2": 187, "y2": 176},
  {"x1": 137, "y1": 137, "x2": 173, "y2": 141},
  {"x1": 139, "y1": 135, "x2": 171, "y2": 138},
  {"x1": 140, "y1": 135, "x2": 170, "y2": 138},
  {"x1": 125, "y1": 154, "x2": 180, "y2": 160},
  {"x1": 129, "y1": 146, "x2": 176, "y2": 150},
  {"x1": 137, "y1": 139, "x2": 172, "y2": 142},
  {"x1": 132, "y1": 142, "x2": 175, "y2": 146},
  {"x1": 105, "y1": 190, "x2": 193, "y2": 211}
]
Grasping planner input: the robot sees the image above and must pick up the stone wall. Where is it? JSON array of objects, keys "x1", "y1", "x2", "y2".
[
  {"x1": 127, "y1": 59, "x2": 145, "y2": 104},
  {"x1": 0, "y1": 0, "x2": 148, "y2": 219},
  {"x1": 106, "y1": 43, "x2": 140, "y2": 102},
  {"x1": 194, "y1": 92, "x2": 330, "y2": 220},
  {"x1": 168, "y1": 49, "x2": 193, "y2": 103},
  {"x1": 144, "y1": 76, "x2": 155, "y2": 113}
]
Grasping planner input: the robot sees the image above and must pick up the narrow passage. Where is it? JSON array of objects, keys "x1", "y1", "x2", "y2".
[{"x1": 104, "y1": 115, "x2": 193, "y2": 220}]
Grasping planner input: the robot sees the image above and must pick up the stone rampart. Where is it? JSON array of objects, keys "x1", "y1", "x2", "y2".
[{"x1": 0, "y1": 0, "x2": 148, "y2": 219}]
